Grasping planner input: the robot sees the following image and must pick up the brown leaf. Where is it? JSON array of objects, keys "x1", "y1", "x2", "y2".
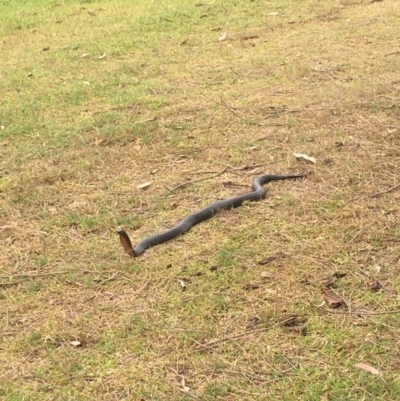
[
  {"x1": 260, "y1": 271, "x2": 278, "y2": 279},
  {"x1": 137, "y1": 181, "x2": 151, "y2": 189},
  {"x1": 258, "y1": 255, "x2": 278, "y2": 265},
  {"x1": 280, "y1": 315, "x2": 307, "y2": 335},
  {"x1": 324, "y1": 272, "x2": 346, "y2": 288},
  {"x1": 243, "y1": 283, "x2": 260, "y2": 290},
  {"x1": 324, "y1": 276, "x2": 338, "y2": 288},
  {"x1": 241, "y1": 35, "x2": 259, "y2": 40},
  {"x1": 355, "y1": 363, "x2": 381, "y2": 376},
  {"x1": 279, "y1": 314, "x2": 305, "y2": 327},
  {"x1": 367, "y1": 280, "x2": 381, "y2": 291},
  {"x1": 332, "y1": 272, "x2": 347, "y2": 278},
  {"x1": 246, "y1": 316, "x2": 260, "y2": 329},
  {"x1": 322, "y1": 288, "x2": 346, "y2": 308}
]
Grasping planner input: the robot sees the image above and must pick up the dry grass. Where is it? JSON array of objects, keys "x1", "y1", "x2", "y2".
[{"x1": 1, "y1": 0, "x2": 400, "y2": 399}]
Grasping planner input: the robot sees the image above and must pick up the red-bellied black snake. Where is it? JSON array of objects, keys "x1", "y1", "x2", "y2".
[{"x1": 118, "y1": 172, "x2": 307, "y2": 257}]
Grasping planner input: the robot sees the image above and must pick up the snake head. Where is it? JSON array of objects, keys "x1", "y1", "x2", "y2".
[{"x1": 117, "y1": 229, "x2": 135, "y2": 257}]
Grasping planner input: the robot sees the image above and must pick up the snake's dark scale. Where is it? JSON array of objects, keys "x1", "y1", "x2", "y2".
[{"x1": 118, "y1": 172, "x2": 307, "y2": 257}]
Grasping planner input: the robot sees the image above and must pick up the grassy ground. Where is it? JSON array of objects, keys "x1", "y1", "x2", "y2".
[{"x1": 1, "y1": 0, "x2": 400, "y2": 399}]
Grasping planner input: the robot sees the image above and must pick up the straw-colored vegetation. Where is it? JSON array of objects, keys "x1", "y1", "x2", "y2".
[{"x1": 1, "y1": 0, "x2": 400, "y2": 399}]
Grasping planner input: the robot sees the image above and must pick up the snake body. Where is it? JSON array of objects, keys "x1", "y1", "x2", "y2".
[{"x1": 118, "y1": 172, "x2": 306, "y2": 257}]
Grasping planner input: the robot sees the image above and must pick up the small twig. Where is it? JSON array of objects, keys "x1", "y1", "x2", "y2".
[
  {"x1": 321, "y1": 308, "x2": 400, "y2": 316},
  {"x1": 0, "y1": 279, "x2": 27, "y2": 287},
  {"x1": 194, "y1": 317, "x2": 294, "y2": 350},
  {"x1": 229, "y1": 66, "x2": 267, "y2": 80},
  {"x1": 134, "y1": 272, "x2": 152, "y2": 295},
  {"x1": 94, "y1": 272, "x2": 120, "y2": 288},
  {"x1": 216, "y1": 161, "x2": 296, "y2": 172},
  {"x1": 0, "y1": 271, "x2": 69, "y2": 279},
  {"x1": 371, "y1": 182, "x2": 400, "y2": 198},
  {"x1": 0, "y1": 351, "x2": 35, "y2": 379},
  {"x1": 345, "y1": 227, "x2": 365, "y2": 246},
  {"x1": 385, "y1": 51, "x2": 400, "y2": 56},
  {"x1": 0, "y1": 271, "x2": 71, "y2": 287},
  {"x1": 171, "y1": 147, "x2": 206, "y2": 156},
  {"x1": 181, "y1": 170, "x2": 222, "y2": 175},
  {"x1": 165, "y1": 167, "x2": 228, "y2": 194},
  {"x1": 201, "y1": 93, "x2": 281, "y2": 127}
]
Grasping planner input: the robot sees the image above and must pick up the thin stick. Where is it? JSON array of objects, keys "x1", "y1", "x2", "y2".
[
  {"x1": 371, "y1": 182, "x2": 400, "y2": 198},
  {"x1": 322, "y1": 308, "x2": 400, "y2": 316},
  {"x1": 0, "y1": 271, "x2": 69, "y2": 279},
  {"x1": 134, "y1": 273, "x2": 152, "y2": 295},
  {"x1": 385, "y1": 51, "x2": 400, "y2": 56},
  {"x1": 165, "y1": 167, "x2": 228, "y2": 194},
  {"x1": 0, "y1": 271, "x2": 71, "y2": 286},
  {"x1": 94, "y1": 272, "x2": 120, "y2": 288},
  {"x1": 195, "y1": 317, "x2": 294, "y2": 350}
]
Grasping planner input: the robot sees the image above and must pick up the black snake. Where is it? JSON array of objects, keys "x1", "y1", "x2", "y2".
[{"x1": 118, "y1": 172, "x2": 307, "y2": 257}]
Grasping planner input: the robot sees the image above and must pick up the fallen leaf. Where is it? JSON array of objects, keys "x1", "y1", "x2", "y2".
[
  {"x1": 332, "y1": 272, "x2": 347, "y2": 278},
  {"x1": 137, "y1": 181, "x2": 151, "y2": 189},
  {"x1": 246, "y1": 316, "x2": 260, "y2": 329},
  {"x1": 367, "y1": 280, "x2": 381, "y2": 291},
  {"x1": 293, "y1": 152, "x2": 317, "y2": 164},
  {"x1": 98, "y1": 53, "x2": 107, "y2": 59},
  {"x1": 70, "y1": 340, "x2": 81, "y2": 347},
  {"x1": 324, "y1": 277, "x2": 338, "y2": 288},
  {"x1": 281, "y1": 318, "x2": 307, "y2": 335},
  {"x1": 180, "y1": 39, "x2": 188, "y2": 45},
  {"x1": 218, "y1": 32, "x2": 227, "y2": 41},
  {"x1": 81, "y1": 53, "x2": 90, "y2": 58},
  {"x1": 324, "y1": 272, "x2": 346, "y2": 288},
  {"x1": 267, "y1": 12, "x2": 279, "y2": 16},
  {"x1": 178, "y1": 279, "x2": 187, "y2": 290},
  {"x1": 258, "y1": 255, "x2": 278, "y2": 265},
  {"x1": 265, "y1": 288, "x2": 277, "y2": 296},
  {"x1": 355, "y1": 363, "x2": 381, "y2": 376},
  {"x1": 260, "y1": 271, "x2": 277, "y2": 279},
  {"x1": 322, "y1": 288, "x2": 346, "y2": 308},
  {"x1": 241, "y1": 34, "x2": 259, "y2": 40},
  {"x1": 374, "y1": 265, "x2": 382, "y2": 273},
  {"x1": 280, "y1": 314, "x2": 306, "y2": 327},
  {"x1": 243, "y1": 283, "x2": 260, "y2": 290}
]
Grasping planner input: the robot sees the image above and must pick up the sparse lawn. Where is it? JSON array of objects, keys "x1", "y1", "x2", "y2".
[{"x1": 1, "y1": 0, "x2": 400, "y2": 399}]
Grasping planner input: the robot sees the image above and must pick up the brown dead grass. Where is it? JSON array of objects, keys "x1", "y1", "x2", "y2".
[{"x1": 1, "y1": 0, "x2": 400, "y2": 399}]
